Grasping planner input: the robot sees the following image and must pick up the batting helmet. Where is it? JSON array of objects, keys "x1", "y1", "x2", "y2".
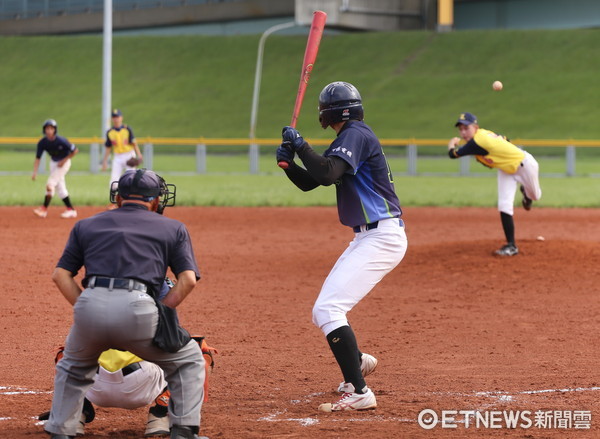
[
  {"x1": 318, "y1": 82, "x2": 364, "y2": 129},
  {"x1": 42, "y1": 119, "x2": 57, "y2": 134},
  {"x1": 110, "y1": 169, "x2": 176, "y2": 214}
]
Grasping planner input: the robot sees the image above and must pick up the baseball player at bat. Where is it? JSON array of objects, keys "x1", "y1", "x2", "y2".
[
  {"x1": 448, "y1": 112, "x2": 542, "y2": 256},
  {"x1": 32, "y1": 119, "x2": 78, "y2": 219},
  {"x1": 276, "y1": 81, "x2": 407, "y2": 412}
]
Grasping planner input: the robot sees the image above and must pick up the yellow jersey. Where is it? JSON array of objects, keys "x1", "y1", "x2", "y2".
[
  {"x1": 98, "y1": 349, "x2": 142, "y2": 373},
  {"x1": 452, "y1": 128, "x2": 525, "y2": 174},
  {"x1": 105, "y1": 125, "x2": 136, "y2": 155}
]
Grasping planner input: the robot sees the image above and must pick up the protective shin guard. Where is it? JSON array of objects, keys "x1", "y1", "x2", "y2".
[
  {"x1": 326, "y1": 326, "x2": 366, "y2": 393},
  {"x1": 500, "y1": 212, "x2": 515, "y2": 245}
]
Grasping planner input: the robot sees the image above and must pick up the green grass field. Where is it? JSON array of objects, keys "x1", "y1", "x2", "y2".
[
  {"x1": 1, "y1": 29, "x2": 599, "y2": 207},
  {"x1": 0, "y1": 29, "x2": 599, "y2": 140}
]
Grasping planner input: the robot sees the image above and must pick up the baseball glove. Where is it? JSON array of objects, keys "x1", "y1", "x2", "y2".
[{"x1": 126, "y1": 157, "x2": 142, "y2": 167}]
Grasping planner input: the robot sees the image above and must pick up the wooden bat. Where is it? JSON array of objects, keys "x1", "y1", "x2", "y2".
[{"x1": 278, "y1": 10, "x2": 327, "y2": 169}]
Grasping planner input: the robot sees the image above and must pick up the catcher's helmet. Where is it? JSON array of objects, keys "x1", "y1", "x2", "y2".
[
  {"x1": 110, "y1": 169, "x2": 176, "y2": 214},
  {"x1": 42, "y1": 119, "x2": 57, "y2": 134},
  {"x1": 318, "y1": 82, "x2": 364, "y2": 129}
]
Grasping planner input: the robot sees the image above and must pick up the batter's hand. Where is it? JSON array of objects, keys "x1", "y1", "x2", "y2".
[
  {"x1": 281, "y1": 126, "x2": 305, "y2": 152},
  {"x1": 276, "y1": 144, "x2": 294, "y2": 165},
  {"x1": 448, "y1": 137, "x2": 461, "y2": 150}
]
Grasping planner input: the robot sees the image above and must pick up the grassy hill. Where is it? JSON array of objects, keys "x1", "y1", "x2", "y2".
[{"x1": 0, "y1": 28, "x2": 599, "y2": 141}]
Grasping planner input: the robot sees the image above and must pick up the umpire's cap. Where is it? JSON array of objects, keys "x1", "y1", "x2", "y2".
[
  {"x1": 455, "y1": 112, "x2": 478, "y2": 126},
  {"x1": 118, "y1": 169, "x2": 162, "y2": 201}
]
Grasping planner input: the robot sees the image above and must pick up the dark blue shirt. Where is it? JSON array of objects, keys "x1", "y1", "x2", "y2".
[
  {"x1": 36, "y1": 135, "x2": 76, "y2": 161},
  {"x1": 57, "y1": 203, "x2": 200, "y2": 294},
  {"x1": 324, "y1": 121, "x2": 402, "y2": 227}
]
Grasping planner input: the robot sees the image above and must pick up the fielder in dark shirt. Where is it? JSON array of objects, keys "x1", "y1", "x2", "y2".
[{"x1": 32, "y1": 119, "x2": 78, "y2": 219}]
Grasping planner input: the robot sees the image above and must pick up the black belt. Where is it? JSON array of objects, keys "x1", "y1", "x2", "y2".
[
  {"x1": 88, "y1": 276, "x2": 148, "y2": 293},
  {"x1": 122, "y1": 362, "x2": 142, "y2": 376},
  {"x1": 97, "y1": 361, "x2": 142, "y2": 376},
  {"x1": 353, "y1": 218, "x2": 404, "y2": 233}
]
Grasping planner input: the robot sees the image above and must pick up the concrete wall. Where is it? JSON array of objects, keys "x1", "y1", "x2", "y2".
[
  {"x1": 0, "y1": 0, "x2": 294, "y2": 35},
  {"x1": 296, "y1": 0, "x2": 437, "y2": 31}
]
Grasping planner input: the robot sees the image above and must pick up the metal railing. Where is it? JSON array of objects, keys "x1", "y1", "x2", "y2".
[
  {"x1": 2, "y1": 136, "x2": 599, "y2": 176},
  {"x1": 0, "y1": 0, "x2": 240, "y2": 21}
]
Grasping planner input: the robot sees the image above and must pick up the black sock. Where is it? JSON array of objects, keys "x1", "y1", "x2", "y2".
[
  {"x1": 326, "y1": 326, "x2": 366, "y2": 394},
  {"x1": 500, "y1": 212, "x2": 515, "y2": 246},
  {"x1": 43, "y1": 195, "x2": 52, "y2": 208},
  {"x1": 62, "y1": 196, "x2": 74, "y2": 209}
]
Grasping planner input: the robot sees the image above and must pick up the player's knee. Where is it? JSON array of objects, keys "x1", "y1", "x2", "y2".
[
  {"x1": 46, "y1": 184, "x2": 55, "y2": 196},
  {"x1": 312, "y1": 301, "x2": 344, "y2": 330},
  {"x1": 498, "y1": 201, "x2": 513, "y2": 216}
]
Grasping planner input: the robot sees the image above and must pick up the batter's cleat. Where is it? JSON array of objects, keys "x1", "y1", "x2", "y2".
[
  {"x1": 337, "y1": 353, "x2": 378, "y2": 393},
  {"x1": 33, "y1": 207, "x2": 48, "y2": 218},
  {"x1": 145, "y1": 412, "x2": 170, "y2": 436},
  {"x1": 60, "y1": 209, "x2": 77, "y2": 219},
  {"x1": 520, "y1": 185, "x2": 532, "y2": 211},
  {"x1": 319, "y1": 388, "x2": 377, "y2": 412},
  {"x1": 494, "y1": 244, "x2": 519, "y2": 257}
]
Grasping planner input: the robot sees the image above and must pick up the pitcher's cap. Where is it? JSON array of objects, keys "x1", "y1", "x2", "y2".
[{"x1": 455, "y1": 112, "x2": 478, "y2": 126}]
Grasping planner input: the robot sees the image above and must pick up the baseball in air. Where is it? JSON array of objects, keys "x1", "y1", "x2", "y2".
[
  {"x1": 493, "y1": 80, "x2": 503, "y2": 91},
  {"x1": 536, "y1": 235, "x2": 545, "y2": 241}
]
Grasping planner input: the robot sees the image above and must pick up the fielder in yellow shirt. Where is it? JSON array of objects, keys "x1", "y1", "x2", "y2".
[
  {"x1": 101, "y1": 108, "x2": 143, "y2": 188},
  {"x1": 448, "y1": 112, "x2": 542, "y2": 256}
]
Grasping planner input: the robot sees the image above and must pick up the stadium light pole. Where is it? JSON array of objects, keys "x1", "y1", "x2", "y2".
[
  {"x1": 101, "y1": 0, "x2": 112, "y2": 137},
  {"x1": 249, "y1": 21, "x2": 296, "y2": 139}
]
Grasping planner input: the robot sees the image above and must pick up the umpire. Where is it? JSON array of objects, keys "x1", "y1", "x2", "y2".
[{"x1": 45, "y1": 169, "x2": 206, "y2": 439}]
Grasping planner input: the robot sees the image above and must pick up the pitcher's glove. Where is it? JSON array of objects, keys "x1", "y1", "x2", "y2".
[{"x1": 126, "y1": 157, "x2": 142, "y2": 167}]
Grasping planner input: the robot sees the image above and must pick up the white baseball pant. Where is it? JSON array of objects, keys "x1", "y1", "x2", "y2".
[
  {"x1": 47, "y1": 159, "x2": 72, "y2": 199},
  {"x1": 109, "y1": 151, "x2": 137, "y2": 188},
  {"x1": 497, "y1": 151, "x2": 542, "y2": 215},
  {"x1": 312, "y1": 217, "x2": 408, "y2": 336},
  {"x1": 86, "y1": 360, "x2": 166, "y2": 409}
]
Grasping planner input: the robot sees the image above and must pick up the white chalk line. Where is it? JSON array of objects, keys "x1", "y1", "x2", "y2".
[
  {"x1": 0, "y1": 385, "x2": 51, "y2": 396},
  {"x1": 258, "y1": 386, "x2": 600, "y2": 426}
]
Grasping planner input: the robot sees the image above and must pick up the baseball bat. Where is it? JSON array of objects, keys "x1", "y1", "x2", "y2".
[{"x1": 278, "y1": 10, "x2": 327, "y2": 169}]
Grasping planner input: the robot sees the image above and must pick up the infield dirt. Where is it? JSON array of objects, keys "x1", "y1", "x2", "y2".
[{"x1": 1, "y1": 206, "x2": 599, "y2": 438}]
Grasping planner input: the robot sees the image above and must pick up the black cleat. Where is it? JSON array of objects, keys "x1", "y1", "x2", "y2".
[
  {"x1": 494, "y1": 244, "x2": 519, "y2": 256},
  {"x1": 520, "y1": 185, "x2": 532, "y2": 211}
]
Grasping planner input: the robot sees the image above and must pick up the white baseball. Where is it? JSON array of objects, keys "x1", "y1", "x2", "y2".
[
  {"x1": 536, "y1": 235, "x2": 545, "y2": 241},
  {"x1": 493, "y1": 80, "x2": 503, "y2": 91}
]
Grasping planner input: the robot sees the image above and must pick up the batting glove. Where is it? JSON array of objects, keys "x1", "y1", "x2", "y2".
[
  {"x1": 276, "y1": 144, "x2": 295, "y2": 165},
  {"x1": 281, "y1": 126, "x2": 306, "y2": 152}
]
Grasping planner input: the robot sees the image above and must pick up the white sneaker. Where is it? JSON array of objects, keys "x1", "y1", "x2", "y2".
[
  {"x1": 319, "y1": 388, "x2": 377, "y2": 412},
  {"x1": 145, "y1": 412, "x2": 170, "y2": 436},
  {"x1": 60, "y1": 209, "x2": 77, "y2": 218},
  {"x1": 33, "y1": 207, "x2": 47, "y2": 218},
  {"x1": 337, "y1": 353, "x2": 378, "y2": 392}
]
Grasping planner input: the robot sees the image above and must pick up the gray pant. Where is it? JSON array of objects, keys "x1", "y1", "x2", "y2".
[{"x1": 45, "y1": 287, "x2": 204, "y2": 436}]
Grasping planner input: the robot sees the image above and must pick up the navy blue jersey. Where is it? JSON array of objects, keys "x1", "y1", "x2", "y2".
[
  {"x1": 57, "y1": 203, "x2": 200, "y2": 294},
  {"x1": 324, "y1": 121, "x2": 401, "y2": 227},
  {"x1": 36, "y1": 135, "x2": 76, "y2": 161}
]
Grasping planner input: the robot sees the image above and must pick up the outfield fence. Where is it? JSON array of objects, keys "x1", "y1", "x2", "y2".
[{"x1": 2, "y1": 137, "x2": 600, "y2": 177}]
